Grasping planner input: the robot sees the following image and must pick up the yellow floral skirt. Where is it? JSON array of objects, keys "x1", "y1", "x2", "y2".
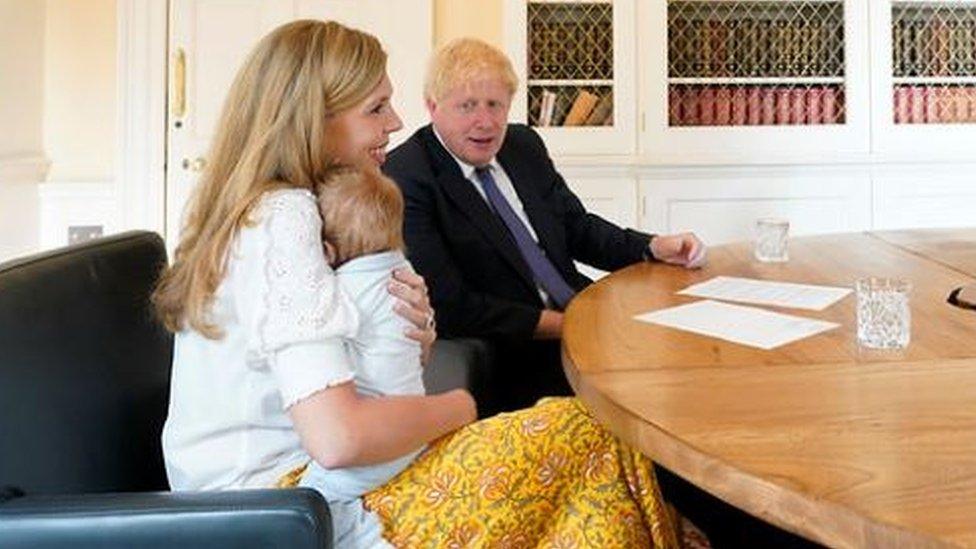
[{"x1": 362, "y1": 397, "x2": 678, "y2": 548}]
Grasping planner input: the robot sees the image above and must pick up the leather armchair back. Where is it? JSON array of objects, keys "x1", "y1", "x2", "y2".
[{"x1": 0, "y1": 232, "x2": 172, "y2": 495}]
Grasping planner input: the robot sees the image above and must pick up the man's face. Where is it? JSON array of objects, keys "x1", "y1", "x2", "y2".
[{"x1": 427, "y1": 77, "x2": 512, "y2": 167}]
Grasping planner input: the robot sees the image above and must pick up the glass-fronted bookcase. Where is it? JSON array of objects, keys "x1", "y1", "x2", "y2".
[
  {"x1": 504, "y1": 0, "x2": 637, "y2": 155},
  {"x1": 642, "y1": 0, "x2": 871, "y2": 163},
  {"x1": 872, "y1": 0, "x2": 976, "y2": 158}
]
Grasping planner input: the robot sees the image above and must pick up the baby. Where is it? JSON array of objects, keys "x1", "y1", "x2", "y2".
[{"x1": 299, "y1": 166, "x2": 425, "y2": 502}]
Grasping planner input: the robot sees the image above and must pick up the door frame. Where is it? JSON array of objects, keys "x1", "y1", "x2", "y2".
[{"x1": 116, "y1": 0, "x2": 168, "y2": 238}]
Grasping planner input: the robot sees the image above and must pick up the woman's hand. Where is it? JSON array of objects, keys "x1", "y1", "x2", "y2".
[{"x1": 389, "y1": 268, "x2": 436, "y2": 364}]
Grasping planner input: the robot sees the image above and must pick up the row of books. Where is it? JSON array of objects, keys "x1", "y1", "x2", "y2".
[
  {"x1": 894, "y1": 85, "x2": 976, "y2": 124},
  {"x1": 528, "y1": 22, "x2": 613, "y2": 81},
  {"x1": 532, "y1": 88, "x2": 613, "y2": 127},
  {"x1": 668, "y1": 85, "x2": 845, "y2": 126},
  {"x1": 668, "y1": 18, "x2": 845, "y2": 78},
  {"x1": 892, "y1": 18, "x2": 976, "y2": 77}
]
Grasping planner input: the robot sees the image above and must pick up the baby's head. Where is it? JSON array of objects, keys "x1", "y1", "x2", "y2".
[{"x1": 315, "y1": 166, "x2": 404, "y2": 267}]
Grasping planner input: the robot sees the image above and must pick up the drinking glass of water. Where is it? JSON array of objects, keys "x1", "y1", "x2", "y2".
[
  {"x1": 856, "y1": 277, "x2": 911, "y2": 350},
  {"x1": 754, "y1": 218, "x2": 790, "y2": 262}
]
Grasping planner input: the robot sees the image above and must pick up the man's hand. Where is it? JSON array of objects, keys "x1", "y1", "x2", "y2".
[
  {"x1": 533, "y1": 309, "x2": 564, "y2": 339},
  {"x1": 649, "y1": 232, "x2": 707, "y2": 269}
]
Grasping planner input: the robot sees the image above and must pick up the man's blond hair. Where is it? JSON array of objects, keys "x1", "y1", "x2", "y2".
[
  {"x1": 424, "y1": 38, "x2": 518, "y2": 102},
  {"x1": 315, "y1": 166, "x2": 405, "y2": 267}
]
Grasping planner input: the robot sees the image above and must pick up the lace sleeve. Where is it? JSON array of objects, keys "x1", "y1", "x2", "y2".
[{"x1": 241, "y1": 190, "x2": 359, "y2": 406}]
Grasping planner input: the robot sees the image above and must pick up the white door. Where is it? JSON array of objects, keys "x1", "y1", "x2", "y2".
[
  {"x1": 166, "y1": 0, "x2": 431, "y2": 245},
  {"x1": 166, "y1": 0, "x2": 293, "y2": 245}
]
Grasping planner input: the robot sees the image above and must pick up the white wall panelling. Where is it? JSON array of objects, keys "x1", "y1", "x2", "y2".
[
  {"x1": 0, "y1": 155, "x2": 49, "y2": 262},
  {"x1": 638, "y1": 165, "x2": 873, "y2": 245},
  {"x1": 38, "y1": 182, "x2": 117, "y2": 251},
  {"x1": 872, "y1": 163, "x2": 976, "y2": 230}
]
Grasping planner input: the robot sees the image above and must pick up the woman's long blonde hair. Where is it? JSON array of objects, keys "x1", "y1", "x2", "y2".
[{"x1": 153, "y1": 20, "x2": 387, "y2": 338}]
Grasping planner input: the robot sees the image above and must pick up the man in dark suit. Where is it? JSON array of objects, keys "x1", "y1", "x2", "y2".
[
  {"x1": 384, "y1": 38, "x2": 826, "y2": 548},
  {"x1": 383, "y1": 38, "x2": 705, "y2": 416}
]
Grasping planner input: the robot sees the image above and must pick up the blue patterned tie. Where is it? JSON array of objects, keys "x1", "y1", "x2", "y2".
[{"x1": 474, "y1": 166, "x2": 576, "y2": 309}]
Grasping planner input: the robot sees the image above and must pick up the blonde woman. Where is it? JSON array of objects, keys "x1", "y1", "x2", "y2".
[{"x1": 155, "y1": 20, "x2": 679, "y2": 548}]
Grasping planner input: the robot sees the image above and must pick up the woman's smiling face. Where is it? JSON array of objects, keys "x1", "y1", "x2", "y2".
[{"x1": 327, "y1": 73, "x2": 403, "y2": 167}]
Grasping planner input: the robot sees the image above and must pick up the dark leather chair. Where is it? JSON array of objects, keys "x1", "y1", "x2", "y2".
[{"x1": 0, "y1": 232, "x2": 332, "y2": 548}]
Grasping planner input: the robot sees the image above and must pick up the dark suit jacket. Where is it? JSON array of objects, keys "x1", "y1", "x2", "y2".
[{"x1": 384, "y1": 124, "x2": 651, "y2": 340}]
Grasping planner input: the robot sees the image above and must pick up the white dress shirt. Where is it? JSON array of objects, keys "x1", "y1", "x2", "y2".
[{"x1": 433, "y1": 127, "x2": 550, "y2": 304}]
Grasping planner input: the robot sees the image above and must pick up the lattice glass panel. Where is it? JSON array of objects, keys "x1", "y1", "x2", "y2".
[
  {"x1": 893, "y1": 3, "x2": 976, "y2": 78},
  {"x1": 893, "y1": 85, "x2": 976, "y2": 123},
  {"x1": 669, "y1": 84, "x2": 846, "y2": 126},
  {"x1": 668, "y1": 1, "x2": 845, "y2": 78},
  {"x1": 527, "y1": 2, "x2": 613, "y2": 81},
  {"x1": 528, "y1": 85, "x2": 613, "y2": 126}
]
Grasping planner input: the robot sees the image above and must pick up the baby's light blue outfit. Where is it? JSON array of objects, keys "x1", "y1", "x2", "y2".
[{"x1": 299, "y1": 250, "x2": 425, "y2": 548}]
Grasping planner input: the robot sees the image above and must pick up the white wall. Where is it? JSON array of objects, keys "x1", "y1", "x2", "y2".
[
  {"x1": 43, "y1": 0, "x2": 116, "y2": 182},
  {"x1": 0, "y1": 0, "x2": 47, "y2": 261}
]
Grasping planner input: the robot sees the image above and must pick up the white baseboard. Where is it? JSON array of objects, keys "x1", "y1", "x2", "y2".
[{"x1": 38, "y1": 181, "x2": 118, "y2": 250}]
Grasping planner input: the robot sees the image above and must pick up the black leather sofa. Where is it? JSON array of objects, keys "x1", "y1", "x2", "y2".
[{"x1": 0, "y1": 231, "x2": 491, "y2": 548}]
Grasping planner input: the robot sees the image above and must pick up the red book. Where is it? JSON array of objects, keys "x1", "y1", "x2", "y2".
[
  {"x1": 952, "y1": 86, "x2": 969, "y2": 123},
  {"x1": 967, "y1": 87, "x2": 976, "y2": 123},
  {"x1": 747, "y1": 87, "x2": 761, "y2": 125},
  {"x1": 909, "y1": 86, "x2": 925, "y2": 124},
  {"x1": 731, "y1": 87, "x2": 748, "y2": 125},
  {"x1": 682, "y1": 87, "x2": 700, "y2": 126},
  {"x1": 775, "y1": 87, "x2": 792, "y2": 124},
  {"x1": 807, "y1": 87, "x2": 823, "y2": 125},
  {"x1": 924, "y1": 87, "x2": 939, "y2": 123},
  {"x1": 822, "y1": 86, "x2": 838, "y2": 124},
  {"x1": 715, "y1": 86, "x2": 732, "y2": 125},
  {"x1": 669, "y1": 87, "x2": 682, "y2": 126},
  {"x1": 791, "y1": 88, "x2": 807, "y2": 125},
  {"x1": 894, "y1": 86, "x2": 909, "y2": 124},
  {"x1": 760, "y1": 87, "x2": 776, "y2": 125},
  {"x1": 699, "y1": 86, "x2": 716, "y2": 126}
]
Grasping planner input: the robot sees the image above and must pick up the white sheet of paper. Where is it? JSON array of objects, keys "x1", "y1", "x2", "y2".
[
  {"x1": 634, "y1": 300, "x2": 839, "y2": 350},
  {"x1": 677, "y1": 276, "x2": 851, "y2": 311}
]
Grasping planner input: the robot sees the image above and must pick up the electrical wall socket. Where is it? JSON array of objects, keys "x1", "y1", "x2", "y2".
[{"x1": 68, "y1": 225, "x2": 104, "y2": 245}]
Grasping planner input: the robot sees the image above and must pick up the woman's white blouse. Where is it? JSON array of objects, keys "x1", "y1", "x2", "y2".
[{"x1": 162, "y1": 189, "x2": 359, "y2": 491}]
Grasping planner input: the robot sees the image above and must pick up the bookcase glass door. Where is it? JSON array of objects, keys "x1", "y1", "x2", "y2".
[
  {"x1": 641, "y1": 0, "x2": 870, "y2": 163},
  {"x1": 871, "y1": 0, "x2": 976, "y2": 159},
  {"x1": 892, "y1": 2, "x2": 976, "y2": 125},
  {"x1": 667, "y1": 1, "x2": 846, "y2": 127},
  {"x1": 505, "y1": 0, "x2": 637, "y2": 156}
]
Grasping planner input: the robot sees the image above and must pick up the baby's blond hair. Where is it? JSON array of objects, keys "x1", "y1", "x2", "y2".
[{"x1": 315, "y1": 166, "x2": 405, "y2": 266}]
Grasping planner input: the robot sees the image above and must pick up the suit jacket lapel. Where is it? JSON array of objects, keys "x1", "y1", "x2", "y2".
[{"x1": 420, "y1": 128, "x2": 539, "y2": 294}]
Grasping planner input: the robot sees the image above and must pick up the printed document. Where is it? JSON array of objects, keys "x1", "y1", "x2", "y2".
[
  {"x1": 634, "y1": 300, "x2": 839, "y2": 350},
  {"x1": 677, "y1": 276, "x2": 851, "y2": 311}
]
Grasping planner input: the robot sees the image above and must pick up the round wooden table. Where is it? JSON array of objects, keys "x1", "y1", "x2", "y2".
[{"x1": 562, "y1": 230, "x2": 976, "y2": 548}]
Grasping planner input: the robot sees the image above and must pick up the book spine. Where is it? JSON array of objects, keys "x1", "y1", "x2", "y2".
[
  {"x1": 822, "y1": 86, "x2": 838, "y2": 124},
  {"x1": 760, "y1": 87, "x2": 776, "y2": 125},
  {"x1": 790, "y1": 88, "x2": 806, "y2": 125},
  {"x1": 894, "y1": 86, "x2": 909, "y2": 124},
  {"x1": 714, "y1": 86, "x2": 732, "y2": 126},
  {"x1": 747, "y1": 86, "x2": 762, "y2": 125},
  {"x1": 731, "y1": 86, "x2": 748, "y2": 125},
  {"x1": 807, "y1": 87, "x2": 823, "y2": 125},
  {"x1": 775, "y1": 87, "x2": 791, "y2": 124},
  {"x1": 699, "y1": 86, "x2": 716, "y2": 126},
  {"x1": 669, "y1": 87, "x2": 682, "y2": 126},
  {"x1": 682, "y1": 86, "x2": 700, "y2": 126},
  {"x1": 909, "y1": 86, "x2": 925, "y2": 124}
]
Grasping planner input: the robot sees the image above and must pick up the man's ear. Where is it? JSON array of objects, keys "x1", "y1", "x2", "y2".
[{"x1": 425, "y1": 97, "x2": 437, "y2": 116}]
